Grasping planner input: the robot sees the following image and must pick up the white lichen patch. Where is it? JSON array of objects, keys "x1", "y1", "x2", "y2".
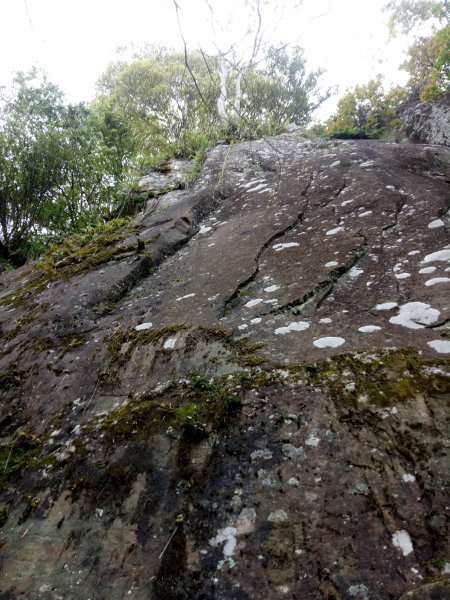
[
  {"x1": 250, "y1": 317, "x2": 262, "y2": 324},
  {"x1": 374, "y1": 302, "x2": 398, "y2": 311},
  {"x1": 424, "y1": 277, "x2": 450, "y2": 286},
  {"x1": 210, "y1": 527, "x2": 237, "y2": 557},
  {"x1": 348, "y1": 584, "x2": 369, "y2": 599},
  {"x1": 264, "y1": 285, "x2": 280, "y2": 293},
  {"x1": 402, "y1": 473, "x2": 416, "y2": 483},
  {"x1": 427, "y1": 340, "x2": 450, "y2": 354},
  {"x1": 235, "y1": 508, "x2": 257, "y2": 535},
  {"x1": 287, "y1": 477, "x2": 300, "y2": 486},
  {"x1": 395, "y1": 272, "x2": 411, "y2": 279},
  {"x1": 325, "y1": 261, "x2": 338, "y2": 268},
  {"x1": 428, "y1": 219, "x2": 445, "y2": 229},
  {"x1": 248, "y1": 183, "x2": 268, "y2": 193},
  {"x1": 349, "y1": 267, "x2": 363, "y2": 278},
  {"x1": 319, "y1": 317, "x2": 332, "y2": 324},
  {"x1": 419, "y1": 266, "x2": 436, "y2": 274},
  {"x1": 313, "y1": 337, "x2": 345, "y2": 348},
  {"x1": 408, "y1": 250, "x2": 421, "y2": 256},
  {"x1": 359, "y1": 210, "x2": 372, "y2": 217},
  {"x1": 272, "y1": 242, "x2": 300, "y2": 251},
  {"x1": 163, "y1": 338, "x2": 176, "y2": 350},
  {"x1": 389, "y1": 302, "x2": 440, "y2": 329},
  {"x1": 135, "y1": 322, "x2": 153, "y2": 331},
  {"x1": 392, "y1": 530, "x2": 414, "y2": 556},
  {"x1": 244, "y1": 298, "x2": 263, "y2": 308},
  {"x1": 282, "y1": 444, "x2": 306, "y2": 461},
  {"x1": 326, "y1": 226, "x2": 344, "y2": 236},
  {"x1": 268, "y1": 510, "x2": 288, "y2": 523},
  {"x1": 422, "y1": 249, "x2": 450, "y2": 263},
  {"x1": 199, "y1": 225, "x2": 212, "y2": 234},
  {"x1": 176, "y1": 293, "x2": 195, "y2": 301},
  {"x1": 305, "y1": 433, "x2": 320, "y2": 447},
  {"x1": 250, "y1": 449, "x2": 273, "y2": 461},
  {"x1": 275, "y1": 321, "x2": 310, "y2": 335},
  {"x1": 360, "y1": 160, "x2": 375, "y2": 168},
  {"x1": 358, "y1": 325, "x2": 381, "y2": 333}
]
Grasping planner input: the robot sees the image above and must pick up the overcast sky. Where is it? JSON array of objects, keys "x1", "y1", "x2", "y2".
[{"x1": 0, "y1": 0, "x2": 416, "y2": 119}]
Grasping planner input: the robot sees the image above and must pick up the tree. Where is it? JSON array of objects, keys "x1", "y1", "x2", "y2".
[
  {"x1": 384, "y1": 0, "x2": 449, "y2": 101},
  {"x1": 326, "y1": 77, "x2": 407, "y2": 139},
  {"x1": 0, "y1": 70, "x2": 132, "y2": 264},
  {"x1": 385, "y1": 0, "x2": 449, "y2": 34},
  {"x1": 96, "y1": 46, "x2": 218, "y2": 161},
  {"x1": 231, "y1": 45, "x2": 330, "y2": 132},
  {"x1": 401, "y1": 24, "x2": 449, "y2": 99},
  {"x1": 0, "y1": 70, "x2": 66, "y2": 263},
  {"x1": 171, "y1": 0, "x2": 326, "y2": 131}
]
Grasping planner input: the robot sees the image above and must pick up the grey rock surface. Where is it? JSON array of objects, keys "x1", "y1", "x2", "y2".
[
  {"x1": 0, "y1": 134, "x2": 449, "y2": 599},
  {"x1": 399, "y1": 101, "x2": 450, "y2": 147}
]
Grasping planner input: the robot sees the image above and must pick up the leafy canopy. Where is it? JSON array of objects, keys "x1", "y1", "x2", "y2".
[{"x1": 0, "y1": 69, "x2": 133, "y2": 264}]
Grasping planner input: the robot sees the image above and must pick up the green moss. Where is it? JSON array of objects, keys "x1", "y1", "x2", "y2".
[
  {"x1": 99, "y1": 374, "x2": 242, "y2": 442},
  {"x1": 0, "y1": 219, "x2": 143, "y2": 308},
  {"x1": 0, "y1": 431, "x2": 43, "y2": 484},
  {"x1": 0, "y1": 367, "x2": 26, "y2": 390},
  {"x1": 264, "y1": 522, "x2": 297, "y2": 585},
  {"x1": 305, "y1": 348, "x2": 449, "y2": 409},
  {"x1": 35, "y1": 218, "x2": 142, "y2": 280},
  {"x1": 103, "y1": 323, "x2": 190, "y2": 380},
  {"x1": 237, "y1": 354, "x2": 268, "y2": 367},
  {"x1": 0, "y1": 315, "x2": 35, "y2": 342}
]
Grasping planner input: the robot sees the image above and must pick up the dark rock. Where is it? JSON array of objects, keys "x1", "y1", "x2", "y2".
[
  {"x1": 399, "y1": 100, "x2": 450, "y2": 147},
  {"x1": 0, "y1": 133, "x2": 449, "y2": 599}
]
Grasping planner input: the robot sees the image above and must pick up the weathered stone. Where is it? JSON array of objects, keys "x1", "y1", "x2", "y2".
[
  {"x1": 399, "y1": 100, "x2": 450, "y2": 147},
  {"x1": 0, "y1": 133, "x2": 449, "y2": 599}
]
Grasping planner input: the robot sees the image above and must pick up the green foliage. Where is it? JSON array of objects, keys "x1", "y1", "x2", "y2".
[
  {"x1": 95, "y1": 44, "x2": 329, "y2": 158},
  {"x1": 35, "y1": 218, "x2": 138, "y2": 280},
  {"x1": 402, "y1": 25, "x2": 450, "y2": 100},
  {"x1": 385, "y1": 0, "x2": 449, "y2": 35},
  {"x1": 0, "y1": 69, "x2": 134, "y2": 265},
  {"x1": 0, "y1": 431, "x2": 41, "y2": 483},
  {"x1": 239, "y1": 46, "x2": 331, "y2": 130},
  {"x1": 385, "y1": 1, "x2": 449, "y2": 101},
  {"x1": 326, "y1": 77, "x2": 407, "y2": 139},
  {"x1": 96, "y1": 47, "x2": 219, "y2": 161}
]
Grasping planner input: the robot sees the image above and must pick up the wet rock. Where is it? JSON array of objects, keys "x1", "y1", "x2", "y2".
[{"x1": 0, "y1": 133, "x2": 449, "y2": 599}]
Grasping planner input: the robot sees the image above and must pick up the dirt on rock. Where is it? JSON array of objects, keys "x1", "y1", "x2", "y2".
[{"x1": 0, "y1": 133, "x2": 449, "y2": 599}]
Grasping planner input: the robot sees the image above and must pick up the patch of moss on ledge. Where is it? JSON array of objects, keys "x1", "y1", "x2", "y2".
[
  {"x1": 103, "y1": 323, "x2": 190, "y2": 378},
  {"x1": 0, "y1": 431, "x2": 43, "y2": 486},
  {"x1": 0, "y1": 219, "x2": 145, "y2": 308},
  {"x1": 0, "y1": 366, "x2": 28, "y2": 390},
  {"x1": 98, "y1": 374, "x2": 242, "y2": 442},
  {"x1": 299, "y1": 348, "x2": 450, "y2": 408},
  {"x1": 35, "y1": 218, "x2": 141, "y2": 279}
]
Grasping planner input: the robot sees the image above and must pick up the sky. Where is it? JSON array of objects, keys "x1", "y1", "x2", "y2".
[{"x1": 0, "y1": 0, "x2": 417, "y2": 120}]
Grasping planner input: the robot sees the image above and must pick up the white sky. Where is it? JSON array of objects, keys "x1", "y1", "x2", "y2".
[{"x1": 0, "y1": 0, "x2": 417, "y2": 120}]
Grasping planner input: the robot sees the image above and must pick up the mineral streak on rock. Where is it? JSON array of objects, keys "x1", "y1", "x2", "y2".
[{"x1": 0, "y1": 133, "x2": 449, "y2": 599}]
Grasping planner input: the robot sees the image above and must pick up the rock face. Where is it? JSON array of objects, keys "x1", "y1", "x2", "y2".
[
  {"x1": 399, "y1": 101, "x2": 450, "y2": 147},
  {"x1": 0, "y1": 133, "x2": 449, "y2": 599}
]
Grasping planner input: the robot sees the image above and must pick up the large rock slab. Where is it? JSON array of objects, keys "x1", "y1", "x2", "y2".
[
  {"x1": 0, "y1": 134, "x2": 449, "y2": 599},
  {"x1": 399, "y1": 101, "x2": 450, "y2": 147}
]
